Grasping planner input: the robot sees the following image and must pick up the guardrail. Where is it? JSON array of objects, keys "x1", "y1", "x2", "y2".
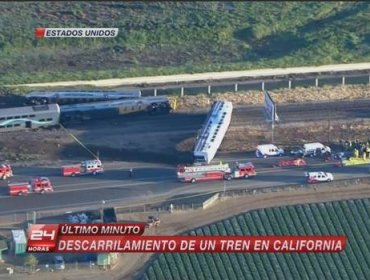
[
  {"x1": 142, "y1": 72, "x2": 370, "y2": 97},
  {"x1": 202, "y1": 193, "x2": 220, "y2": 209}
]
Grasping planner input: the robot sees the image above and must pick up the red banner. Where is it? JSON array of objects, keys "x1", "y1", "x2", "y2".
[{"x1": 27, "y1": 234, "x2": 347, "y2": 253}]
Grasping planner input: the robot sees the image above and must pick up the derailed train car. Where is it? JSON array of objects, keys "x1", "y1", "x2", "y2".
[
  {"x1": 60, "y1": 96, "x2": 172, "y2": 124},
  {"x1": 0, "y1": 96, "x2": 172, "y2": 132},
  {"x1": 0, "y1": 104, "x2": 60, "y2": 132},
  {"x1": 25, "y1": 90, "x2": 142, "y2": 105}
]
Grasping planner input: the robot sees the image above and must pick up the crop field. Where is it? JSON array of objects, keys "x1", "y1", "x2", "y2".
[
  {"x1": 143, "y1": 198, "x2": 370, "y2": 280},
  {"x1": 1, "y1": 2, "x2": 370, "y2": 84}
]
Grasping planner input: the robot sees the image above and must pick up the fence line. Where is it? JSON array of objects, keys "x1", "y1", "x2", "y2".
[{"x1": 145, "y1": 73, "x2": 370, "y2": 97}]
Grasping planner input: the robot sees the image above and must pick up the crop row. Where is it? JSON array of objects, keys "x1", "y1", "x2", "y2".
[{"x1": 144, "y1": 198, "x2": 370, "y2": 280}]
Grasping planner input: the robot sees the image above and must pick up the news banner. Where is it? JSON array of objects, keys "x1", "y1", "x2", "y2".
[{"x1": 26, "y1": 224, "x2": 347, "y2": 253}]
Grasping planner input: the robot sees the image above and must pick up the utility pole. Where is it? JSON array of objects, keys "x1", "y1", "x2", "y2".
[
  {"x1": 100, "y1": 200, "x2": 106, "y2": 222},
  {"x1": 271, "y1": 103, "x2": 275, "y2": 143}
]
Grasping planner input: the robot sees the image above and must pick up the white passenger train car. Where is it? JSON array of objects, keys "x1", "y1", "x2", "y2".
[
  {"x1": 26, "y1": 90, "x2": 141, "y2": 105},
  {"x1": 193, "y1": 101, "x2": 233, "y2": 163},
  {"x1": 0, "y1": 104, "x2": 60, "y2": 132},
  {"x1": 60, "y1": 96, "x2": 172, "y2": 123}
]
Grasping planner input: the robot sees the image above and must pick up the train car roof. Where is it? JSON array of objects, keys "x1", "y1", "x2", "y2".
[
  {"x1": 60, "y1": 96, "x2": 169, "y2": 113},
  {"x1": 0, "y1": 104, "x2": 60, "y2": 117},
  {"x1": 193, "y1": 101, "x2": 233, "y2": 155},
  {"x1": 25, "y1": 90, "x2": 141, "y2": 99}
]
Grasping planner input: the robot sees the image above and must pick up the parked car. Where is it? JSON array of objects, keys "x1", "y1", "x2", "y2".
[
  {"x1": 289, "y1": 147, "x2": 304, "y2": 156},
  {"x1": 54, "y1": 255, "x2": 65, "y2": 270}
]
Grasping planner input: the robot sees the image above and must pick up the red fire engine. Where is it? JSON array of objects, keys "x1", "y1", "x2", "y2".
[
  {"x1": 62, "y1": 159, "x2": 104, "y2": 177},
  {"x1": 177, "y1": 162, "x2": 256, "y2": 183},
  {"x1": 8, "y1": 177, "x2": 53, "y2": 196},
  {"x1": 0, "y1": 163, "x2": 13, "y2": 180}
]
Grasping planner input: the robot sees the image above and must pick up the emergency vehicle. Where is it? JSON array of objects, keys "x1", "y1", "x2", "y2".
[
  {"x1": 274, "y1": 158, "x2": 307, "y2": 167},
  {"x1": 62, "y1": 159, "x2": 103, "y2": 177},
  {"x1": 0, "y1": 164, "x2": 13, "y2": 180},
  {"x1": 256, "y1": 144, "x2": 284, "y2": 158},
  {"x1": 305, "y1": 172, "x2": 334, "y2": 184},
  {"x1": 302, "y1": 143, "x2": 331, "y2": 157},
  {"x1": 8, "y1": 177, "x2": 53, "y2": 196},
  {"x1": 176, "y1": 162, "x2": 256, "y2": 183}
]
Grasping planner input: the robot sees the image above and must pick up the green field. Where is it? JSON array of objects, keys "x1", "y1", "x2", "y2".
[
  {"x1": 143, "y1": 198, "x2": 370, "y2": 280},
  {"x1": 0, "y1": 2, "x2": 370, "y2": 84}
]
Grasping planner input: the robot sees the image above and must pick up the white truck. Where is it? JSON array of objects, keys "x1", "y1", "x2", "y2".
[
  {"x1": 302, "y1": 143, "x2": 331, "y2": 157},
  {"x1": 256, "y1": 144, "x2": 284, "y2": 158}
]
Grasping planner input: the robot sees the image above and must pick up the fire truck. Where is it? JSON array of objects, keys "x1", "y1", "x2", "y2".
[
  {"x1": 62, "y1": 159, "x2": 103, "y2": 177},
  {"x1": 0, "y1": 164, "x2": 13, "y2": 180},
  {"x1": 8, "y1": 177, "x2": 53, "y2": 196},
  {"x1": 176, "y1": 162, "x2": 256, "y2": 183}
]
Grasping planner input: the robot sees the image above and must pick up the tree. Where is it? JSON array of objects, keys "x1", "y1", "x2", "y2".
[{"x1": 24, "y1": 254, "x2": 39, "y2": 272}]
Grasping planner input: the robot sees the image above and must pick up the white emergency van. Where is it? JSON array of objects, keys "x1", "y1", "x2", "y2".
[
  {"x1": 302, "y1": 143, "x2": 331, "y2": 157},
  {"x1": 256, "y1": 144, "x2": 284, "y2": 158},
  {"x1": 305, "y1": 172, "x2": 334, "y2": 183}
]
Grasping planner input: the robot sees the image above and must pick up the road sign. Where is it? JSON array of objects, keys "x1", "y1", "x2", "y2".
[{"x1": 264, "y1": 91, "x2": 279, "y2": 122}]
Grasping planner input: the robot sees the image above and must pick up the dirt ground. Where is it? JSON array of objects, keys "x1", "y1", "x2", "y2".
[
  {"x1": 6, "y1": 183, "x2": 370, "y2": 280},
  {"x1": 1, "y1": 83, "x2": 370, "y2": 164},
  {"x1": 172, "y1": 84, "x2": 370, "y2": 112}
]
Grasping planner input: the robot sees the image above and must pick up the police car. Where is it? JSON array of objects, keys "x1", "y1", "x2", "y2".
[{"x1": 305, "y1": 172, "x2": 334, "y2": 183}]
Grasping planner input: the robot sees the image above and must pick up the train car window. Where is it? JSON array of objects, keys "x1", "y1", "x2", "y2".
[
  {"x1": 39, "y1": 119, "x2": 45, "y2": 122},
  {"x1": 46, "y1": 118, "x2": 52, "y2": 121},
  {"x1": 21, "y1": 115, "x2": 27, "y2": 118},
  {"x1": 14, "y1": 124, "x2": 20, "y2": 127},
  {"x1": 0, "y1": 117, "x2": 4, "y2": 120},
  {"x1": 14, "y1": 116, "x2": 20, "y2": 119},
  {"x1": 6, "y1": 116, "x2": 13, "y2": 120},
  {"x1": 6, "y1": 125, "x2": 12, "y2": 128},
  {"x1": 29, "y1": 114, "x2": 36, "y2": 118}
]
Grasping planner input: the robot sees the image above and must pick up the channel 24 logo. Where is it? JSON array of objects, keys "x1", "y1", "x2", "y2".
[{"x1": 27, "y1": 224, "x2": 59, "y2": 252}]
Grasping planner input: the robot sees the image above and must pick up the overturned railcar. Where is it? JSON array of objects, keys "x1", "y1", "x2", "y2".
[{"x1": 60, "y1": 96, "x2": 172, "y2": 123}]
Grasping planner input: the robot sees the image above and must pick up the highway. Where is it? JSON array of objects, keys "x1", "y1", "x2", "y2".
[{"x1": 0, "y1": 155, "x2": 368, "y2": 215}]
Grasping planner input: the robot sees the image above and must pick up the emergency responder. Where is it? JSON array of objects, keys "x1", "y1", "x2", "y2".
[
  {"x1": 353, "y1": 148, "x2": 359, "y2": 158},
  {"x1": 128, "y1": 168, "x2": 134, "y2": 178},
  {"x1": 363, "y1": 152, "x2": 367, "y2": 160}
]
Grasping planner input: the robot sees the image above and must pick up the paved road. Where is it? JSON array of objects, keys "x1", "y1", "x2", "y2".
[
  {"x1": 0, "y1": 154, "x2": 368, "y2": 215},
  {"x1": 14, "y1": 62, "x2": 370, "y2": 87}
]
